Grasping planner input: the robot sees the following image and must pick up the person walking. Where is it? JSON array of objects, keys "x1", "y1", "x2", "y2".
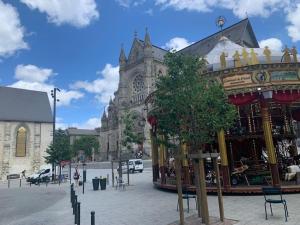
[{"x1": 73, "y1": 166, "x2": 80, "y2": 187}]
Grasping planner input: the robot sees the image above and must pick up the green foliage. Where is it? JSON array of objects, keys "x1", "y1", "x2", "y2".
[
  {"x1": 72, "y1": 136, "x2": 99, "y2": 157},
  {"x1": 121, "y1": 111, "x2": 144, "y2": 151},
  {"x1": 152, "y1": 52, "x2": 236, "y2": 151},
  {"x1": 45, "y1": 129, "x2": 71, "y2": 164}
]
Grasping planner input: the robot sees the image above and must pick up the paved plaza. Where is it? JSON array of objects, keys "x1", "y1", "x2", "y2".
[{"x1": 1, "y1": 164, "x2": 300, "y2": 225}]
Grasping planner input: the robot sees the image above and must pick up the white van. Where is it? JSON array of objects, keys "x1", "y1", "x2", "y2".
[
  {"x1": 118, "y1": 159, "x2": 144, "y2": 173},
  {"x1": 27, "y1": 165, "x2": 52, "y2": 183}
]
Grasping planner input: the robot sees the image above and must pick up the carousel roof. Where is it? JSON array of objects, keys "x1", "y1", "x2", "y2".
[{"x1": 205, "y1": 36, "x2": 284, "y2": 71}]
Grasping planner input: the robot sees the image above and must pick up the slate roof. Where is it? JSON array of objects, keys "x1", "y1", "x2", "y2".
[
  {"x1": 137, "y1": 39, "x2": 168, "y2": 61},
  {"x1": 0, "y1": 86, "x2": 52, "y2": 123},
  {"x1": 66, "y1": 128, "x2": 100, "y2": 136},
  {"x1": 178, "y1": 18, "x2": 259, "y2": 57}
]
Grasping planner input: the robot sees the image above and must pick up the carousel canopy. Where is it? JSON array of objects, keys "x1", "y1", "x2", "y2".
[{"x1": 205, "y1": 36, "x2": 287, "y2": 71}]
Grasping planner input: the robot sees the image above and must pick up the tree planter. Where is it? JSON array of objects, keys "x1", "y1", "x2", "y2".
[{"x1": 92, "y1": 178, "x2": 100, "y2": 190}]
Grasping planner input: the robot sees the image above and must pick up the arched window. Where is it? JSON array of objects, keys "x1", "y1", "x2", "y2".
[{"x1": 16, "y1": 127, "x2": 26, "y2": 157}]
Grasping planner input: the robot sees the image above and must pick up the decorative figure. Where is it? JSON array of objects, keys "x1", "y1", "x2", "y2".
[
  {"x1": 220, "y1": 52, "x2": 227, "y2": 69},
  {"x1": 233, "y1": 50, "x2": 242, "y2": 67},
  {"x1": 242, "y1": 48, "x2": 250, "y2": 65},
  {"x1": 263, "y1": 46, "x2": 272, "y2": 63},
  {"x1": 291, "y1": 46, "x2": 298, "y2": 62},
  {"x1": 282, "y1": 46, "x2": 291, "y2": 63},
  {"x1": 250, "y1": 49, "x2": 259, "y2": 65}
]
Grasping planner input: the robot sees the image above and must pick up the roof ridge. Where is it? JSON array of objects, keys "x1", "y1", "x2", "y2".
[
  {"x1": 138, "y1": 39, "x2": 168, "y2": 52},
  {"x1": 0, "y1": 86, "x2": 48, "y2": 94},
  {"x1": 178, "y1": 18, "x2": 249, "y2": 53}
]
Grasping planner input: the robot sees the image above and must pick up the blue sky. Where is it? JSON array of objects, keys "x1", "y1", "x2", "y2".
[{"x1": 1, "y1": 0, "x2": 300, "y2": 129}]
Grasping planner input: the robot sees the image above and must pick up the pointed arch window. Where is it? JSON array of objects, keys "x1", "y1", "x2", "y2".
[{"x1": 16, "y1": 127, "x2": 26, "y2": 157}]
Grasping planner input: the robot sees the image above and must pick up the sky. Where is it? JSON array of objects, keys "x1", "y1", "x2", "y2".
[{"x1": 1, "y1": 0, "x2": 300, "y2": 130}]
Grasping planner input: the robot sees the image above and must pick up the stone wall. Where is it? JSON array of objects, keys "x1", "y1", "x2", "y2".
[{"x1": 0, "y1": 121, "x2": 52, "y2": 180}]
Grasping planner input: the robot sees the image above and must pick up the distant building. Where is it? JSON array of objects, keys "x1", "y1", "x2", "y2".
[
  {"x1": 66, "y1": 127, "x2": 100, "y2": 161},
  {"x1": 0, "y1": 86, "x2": 53, "y2": 179}
]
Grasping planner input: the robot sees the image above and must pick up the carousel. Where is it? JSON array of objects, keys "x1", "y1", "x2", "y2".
[{"x1": 145, "y1": 36, "x2": 300, "y2": 194}]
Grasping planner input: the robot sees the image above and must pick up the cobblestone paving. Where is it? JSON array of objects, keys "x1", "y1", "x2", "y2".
[{"x1": 1, "y1": 166, "x2": 300, "y2": 225}]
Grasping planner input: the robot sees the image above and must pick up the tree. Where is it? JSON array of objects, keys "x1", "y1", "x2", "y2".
[
  {"x1": 121, "y1": 110, "x2": 144, "y2": 155},
  {"x1": 118, "y1": 111, "x2": 144, "y2": 181},
  {"x1": 72, "y1": 136, "x2": 99, "y2": 159},
  {"x1": 152, "y1": 52, "x2": 236, "y2": 224},
  {"x1": 45, "y1": 129, "x2": 71, "y2": 165},
  {"x1": 45, "y1": 129, "x2": 71, "y2": 182}
]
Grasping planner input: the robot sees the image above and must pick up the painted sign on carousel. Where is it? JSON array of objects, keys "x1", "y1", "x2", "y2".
[
  {"x1": 223, "y1": 74, "x2": 253, "y2": 88},
  {"x1": 221, "y1": 68, "x2": 300, "y2": 91},
  {"x1": 270, "y1": 70, "x2": 299, "y2": 81}
]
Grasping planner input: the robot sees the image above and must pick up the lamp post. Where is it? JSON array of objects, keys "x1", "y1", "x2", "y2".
[{"x1": 51, "y1": 87, "x2": 60, "y2": 182}]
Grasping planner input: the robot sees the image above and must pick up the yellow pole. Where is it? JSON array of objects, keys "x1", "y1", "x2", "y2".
[
  {"x1": 217, "y1": 129, "x2": 230, "y2": 189},
  {"x1": 150, "y1": 129, "x2": 159, "y2": 182},
  {"x1": 261, "y1": 101, "x2": 280, "y2": 186},
  {"x1": 159, "y1": 135, "x2": 166, "y2": 184}
]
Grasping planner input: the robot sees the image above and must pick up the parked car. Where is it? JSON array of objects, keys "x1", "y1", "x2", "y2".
[
  {"x1": 117, "y1": 159, "x2": 144, "y2": 173},
  {"x1": 27, "y1": 165, "x2": 52, "y2": 184}
]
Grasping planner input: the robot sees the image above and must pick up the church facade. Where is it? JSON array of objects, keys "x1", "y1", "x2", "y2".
[
  {"x1": 0, "y1": 87, "x2": 53, "y2": 179},
  {"x1": 99, "y1": 18, "x2": 259, "y2": 161}
]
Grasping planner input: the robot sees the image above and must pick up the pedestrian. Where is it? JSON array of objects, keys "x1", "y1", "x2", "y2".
[
  {"x1": 73, "y1": 166, "x2": 80, "y2": 187},
  {"x1": 21, "y1": 170, "x2": 26, "y2": 179}
]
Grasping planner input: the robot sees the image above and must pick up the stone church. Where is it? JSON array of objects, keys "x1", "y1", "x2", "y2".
[
  {"x1": 0, "y1": 87, "x2": 53, "y2": 179},
  {"x1": 99, "y1": 18, "x2": 259, "y2": 161}
]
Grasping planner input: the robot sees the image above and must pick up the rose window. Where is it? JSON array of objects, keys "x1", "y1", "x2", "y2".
[{"x1": 133, "y1": 75, "x2": 144, "y2": 93}]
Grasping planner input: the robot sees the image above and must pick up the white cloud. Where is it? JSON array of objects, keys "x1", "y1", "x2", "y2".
[
  {"x1": 145, "y1": 8, "x2": 153, "y2": 16},
  {"x1": 155, "y1": 0, "x2": 290, "y2": 18},
  {"x1": 81, "y1": 117, "x2": 101, "y2": 129},
  {"x1": 156, "y1": 1, "x2": 300, "y2": 43},
  {"x1": 163, "y1": 37, "x2": 193, "y2": 51},
  {"x1": 286, "y1": 3, "x2": 300, "y2": 42},
  {"x1": 259, "y1": 38, "x2": 283, "y2": 51},
  {"x1": 71, "y1": 64, "x2": 119, "y2": 104},
  {"x1": 9, "y1": 64, "x2": 84, "y2": 107},
  {"x1": 20, "y1": 0, "x2": 99, "y2": 28},
  {"x1": 155, "y1": 0, "x2": 212, "y2": 12},
  {"x1": 0, "y1": 0, "x2": 28, "y2": 57},
  {"x1": 56, "y1": 117, "x2": 101, "y2": 129},
  {"x1": 116, "y1": 0, "x2": 145, "y2": 7},
  {"x1": 15, "y1": 64, "x2": 56, "y2": 83}
]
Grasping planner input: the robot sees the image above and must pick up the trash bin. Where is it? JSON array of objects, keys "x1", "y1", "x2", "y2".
[
  {"x1": 100, "y1": 178, "x2": 106, "y2": 190},
  {"x1": 92, "y1": 178, "x2": 100, "y2": 190}
]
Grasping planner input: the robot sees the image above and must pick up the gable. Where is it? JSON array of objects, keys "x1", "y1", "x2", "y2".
[
  {"x1": 128, "y1": 39, "x2": 144, "y2": 64},
  {"x1": 179, "y1": 18, "x2": 259, "y2": 57}
]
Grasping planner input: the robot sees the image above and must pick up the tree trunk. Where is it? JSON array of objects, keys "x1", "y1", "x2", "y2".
[
  {"x1": 199, "y1": 159, "x2": 209, "y2": 225},
  {"x1": 127, "y1": 161, "x2": 129, "y2": 185},
  {"x1": 213, "y1": 158, "x2": 224, "y2": 222},
  {"x1": 192, "y1": 159, "x2": 202, "y2": 218},
  {"x1": 175, "y1": 158, "x2": 184, "y2": 225}
]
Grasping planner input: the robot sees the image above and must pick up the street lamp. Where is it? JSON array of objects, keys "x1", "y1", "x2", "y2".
[{"x1": 51, "y1": 87, "x2": 60, "y2": 182}]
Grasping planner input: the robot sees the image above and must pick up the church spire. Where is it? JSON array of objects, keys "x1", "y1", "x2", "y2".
[
  {"x1": 101, "y1": 109, "x2": 107, "y2": 120},
  {"x1": 119, "y1": 44, "x2": 127, "y2": 68},
  {"x1": 144, "y1": 28, "x2": 151, "y2": 48}
]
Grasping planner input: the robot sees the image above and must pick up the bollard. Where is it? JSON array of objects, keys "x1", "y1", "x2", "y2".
[
  {"x1": 70, "y1": 185, "x2": 73, "y2": 203},
  {"x1": 77, "y1": 202, "x2": 81, "y2": 225},
  {"x1": 82, "y1": 180, "x2": 84, "y2": 194},
  {"x1": 91, "y1": 211, "x2": 95, "y2": 225},
  {"x1": 30, "y1": 181, "x2": 32, "y2": 187},
  {"x1": 20, "y1": 179, "x2": 22, "y2": 187},
  {"x1": 107, "y1": 174, "x2": 109, "y2": 186},
  {"x1": 8, "y1": 179, "x2": 10, "y2": 188},
  {"x1": 73, "y1": 195, "x2": 77, "y2": 215}
]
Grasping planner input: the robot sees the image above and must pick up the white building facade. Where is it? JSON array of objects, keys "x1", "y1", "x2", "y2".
[{"x1": 0, "y1": 87, "x2": 53, "y2": 179}]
